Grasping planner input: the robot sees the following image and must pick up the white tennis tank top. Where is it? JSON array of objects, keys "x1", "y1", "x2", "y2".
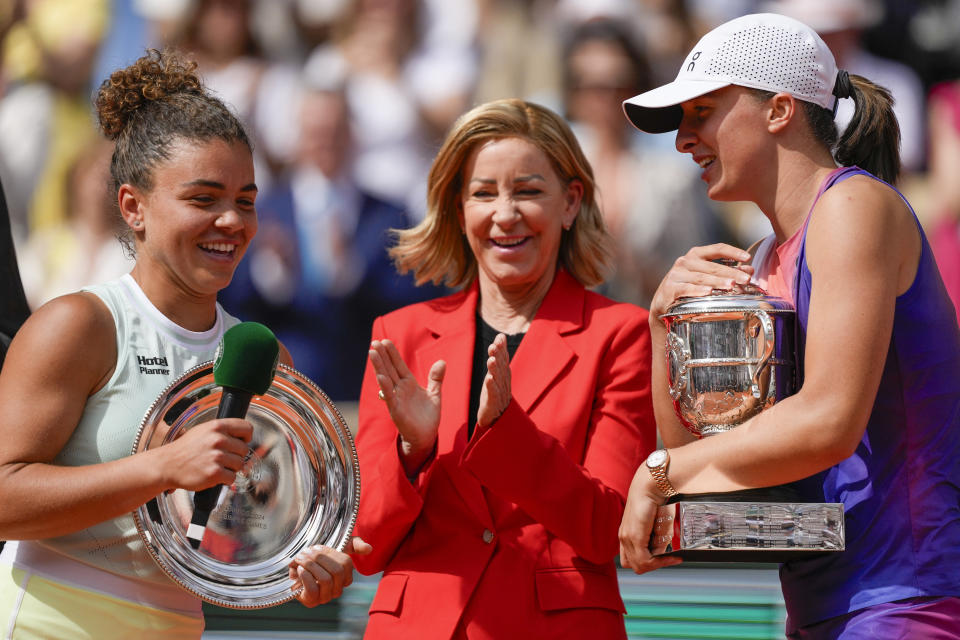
[{"x1": 1, "y1": 274, "x2": 239, "y2": 611}]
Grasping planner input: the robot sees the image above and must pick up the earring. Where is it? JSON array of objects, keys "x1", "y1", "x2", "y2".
[{"x1": 133, "y1": 220, "x2": 142, "y2": 228}]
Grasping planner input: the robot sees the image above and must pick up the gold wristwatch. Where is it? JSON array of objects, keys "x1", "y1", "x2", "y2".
[{"x1": 645, "y1": 448, "x2": 679, "y2": 499}]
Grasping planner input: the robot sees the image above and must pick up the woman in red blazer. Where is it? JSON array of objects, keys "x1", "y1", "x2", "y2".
[{"x1": 352, "y1": 99, "x2": 656, "y2": 639}]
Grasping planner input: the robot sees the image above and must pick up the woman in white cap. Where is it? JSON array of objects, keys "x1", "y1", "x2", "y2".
[{"x1": 617, "y1": 12, "x2": 960, "y2": 640}]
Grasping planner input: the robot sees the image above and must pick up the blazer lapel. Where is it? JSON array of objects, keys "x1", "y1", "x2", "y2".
[
  {"x1": 417, "y1": 284, "x2": 493, "y2": 525},
  {"x1": 510, "y1": 270, "x2": 583, "y2": 413},
  {"x1": 412, "y1": 273, "x2": 585, "y2": 524}
]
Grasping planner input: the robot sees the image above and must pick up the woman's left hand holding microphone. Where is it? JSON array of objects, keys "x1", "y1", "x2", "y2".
[{"x1": 369, "y1": 339, "x2": 446, "y2": 475}]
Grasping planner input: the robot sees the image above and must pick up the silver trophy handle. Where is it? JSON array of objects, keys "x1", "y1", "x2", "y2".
[
  {"x1": 666, "y1": 331, "x2": 690, "y2": 401},
  {"x1": 748, "y1": 309, "x2": 774, "y2": 399}
]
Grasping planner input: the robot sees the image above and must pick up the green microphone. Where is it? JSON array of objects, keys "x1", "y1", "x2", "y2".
[{"x1": 187, "y1": 322, "x2": 279, "y2": 550}]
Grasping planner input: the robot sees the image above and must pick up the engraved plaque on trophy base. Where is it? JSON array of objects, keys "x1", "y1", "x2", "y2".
[{"x1": 655, "y1": 488, "x2": 844, "y2": 562}]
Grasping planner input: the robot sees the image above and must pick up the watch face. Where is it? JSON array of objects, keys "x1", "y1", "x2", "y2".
[{"x1": 647, "y1": 449, "x2": 667, "y2": 468}]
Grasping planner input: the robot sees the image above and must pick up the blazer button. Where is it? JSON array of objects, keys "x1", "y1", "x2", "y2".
[{"x1": 482, "y1": 529, "x2": 495, "y2": 544}]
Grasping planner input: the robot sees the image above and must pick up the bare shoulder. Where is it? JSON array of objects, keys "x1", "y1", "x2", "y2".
[
  {"x1": 813, "y1": 174, "x2": 912, "y2": 233},
  {"x1": 25, "y1": 292, "x2": 115, "y2": 344},
  {"x1": 2, "y1": 292, "x2": 117, "y2": 393},
  {"x1": 806, "y1": 173, "x2": 919, "y2": 293},
  {"x1": 0, "y1": 293, "x2": 118, "y2": 463}
]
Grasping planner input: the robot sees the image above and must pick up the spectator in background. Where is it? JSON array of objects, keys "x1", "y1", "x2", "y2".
[
  {"x1": 174, "y1": 0, "x2": 304, "y2": 191},
  {"x1": 901, "y1": 0, "x2": 960, "y2": 84},
  {"x1": 291, "y1": 0, "x2": 349, "y2": 53},
  {"x1": 0, "y1": 0, "x2": 107, "y2": 245},
  {"x1": 761, "y1": 0, "x2": 927, "y2": 174},
  {"x1": 0, "y1": 0, "x2": 23, "y2": 91},
  {"x1": 926, "y1": 79, "x2": 960, "y2": 323},
  {"x1": 554, "y1": 0, "x2": 702, "y2": 90},
  {"x1": 175, "y1": 0, "x2": 263, "y2": 110},
  {"x1": 17, "y1": 138, "x2": 132, "y2": 308},
  {"x1": 634, "y1": 0, "x2": 705, "y2": 87},
  {"x1": 318, "y1": 0, "x2": 476, "y2": 215},
  {"x1": 221, "y1": 51, "x2": 441, "y2": 402},
  {"x1": 133, "y1": 0, "x2": 195, "y2": 48},
  {"x1": 562, "y1": 18, "x2": 736, "y2": 306},
  {"x1": 473, "y1": 0, "x2": 563, "y2": 109}
]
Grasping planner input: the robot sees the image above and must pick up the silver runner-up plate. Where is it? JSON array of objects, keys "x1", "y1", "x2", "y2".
[{"x1": 131, "y1": 363, "x2": 360, "y2": 609}]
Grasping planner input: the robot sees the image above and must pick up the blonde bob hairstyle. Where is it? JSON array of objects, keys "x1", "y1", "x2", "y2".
[{"x1": 389, "y1": 98, "x2": 614, "y2": 289}]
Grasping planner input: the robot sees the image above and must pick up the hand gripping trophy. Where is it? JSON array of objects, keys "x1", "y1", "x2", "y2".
[{"x1": 653, "y1": 281, "x2": 845, "y2": 561}]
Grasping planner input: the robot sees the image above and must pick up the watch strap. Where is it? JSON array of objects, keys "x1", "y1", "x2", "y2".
[{"x1": 648, "y1": 451, "x2": 679, "y2": 499}]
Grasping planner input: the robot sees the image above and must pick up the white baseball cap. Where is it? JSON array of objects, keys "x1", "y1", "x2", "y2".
[{"x1": 623, "y1": 13, "x2": 840, "y2": 133}]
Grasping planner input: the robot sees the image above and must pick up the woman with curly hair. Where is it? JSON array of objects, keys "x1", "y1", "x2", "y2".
[{"x1": 0, "y1": 50, "x2": 361, "y2": 638}]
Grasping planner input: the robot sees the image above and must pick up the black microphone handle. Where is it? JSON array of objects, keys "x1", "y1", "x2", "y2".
[
  {"x1": 189, "y1": 388, "x2": 254, "y2": 547},
  {"x1": 215, "y1": 388, "x2": 254, "y2": 420},
  {"x1": 194, "y1": 388, "x2": 254, "y2": 508}
]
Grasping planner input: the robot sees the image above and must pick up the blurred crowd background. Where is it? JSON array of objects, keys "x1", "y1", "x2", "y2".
[{"x1": 2, "y1": 0, "x2": 960, "y2": 404}]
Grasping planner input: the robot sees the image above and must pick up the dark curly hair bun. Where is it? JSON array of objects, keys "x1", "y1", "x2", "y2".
[{"x1": 95, "y1": 49, "x2": 204, "y2": 140}]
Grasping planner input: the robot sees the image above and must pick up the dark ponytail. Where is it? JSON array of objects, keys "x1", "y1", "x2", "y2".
[
  {"x1": 754, "y1": 73, "x2": 902, "y2": 185},
  {"x1": 833, "y1": 74, "x2": 901, "y2": 184}
]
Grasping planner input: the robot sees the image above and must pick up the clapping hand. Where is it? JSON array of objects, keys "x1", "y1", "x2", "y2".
[
  {"x1": 368, "y1": 339, "x2": 445, "y2": 473},
  {"x1": 476, "y1": 333, "x2": 511, "y2": 428}
]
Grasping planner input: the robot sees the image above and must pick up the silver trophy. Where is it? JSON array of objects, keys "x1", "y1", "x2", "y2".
[
  {"x1": 132, "y1": 363, "x2": 360, "y2": 608},
  {"x1": 655, "y1": 285, "x2": 844, "y2": 561}
]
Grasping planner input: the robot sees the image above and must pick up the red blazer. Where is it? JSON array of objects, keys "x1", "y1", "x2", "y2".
[{"x1": 353, "y1": 270, "x2": 655, "y2": 640}]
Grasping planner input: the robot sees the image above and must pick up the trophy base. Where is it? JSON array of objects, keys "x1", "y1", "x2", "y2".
[{"x1": 653, "y1": 488, "x2": 844, "y2": 563}]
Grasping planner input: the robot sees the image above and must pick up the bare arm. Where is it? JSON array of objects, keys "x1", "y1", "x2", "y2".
[{"x1": 0, "y1": 294, "x2": 254, "y2": 540}]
